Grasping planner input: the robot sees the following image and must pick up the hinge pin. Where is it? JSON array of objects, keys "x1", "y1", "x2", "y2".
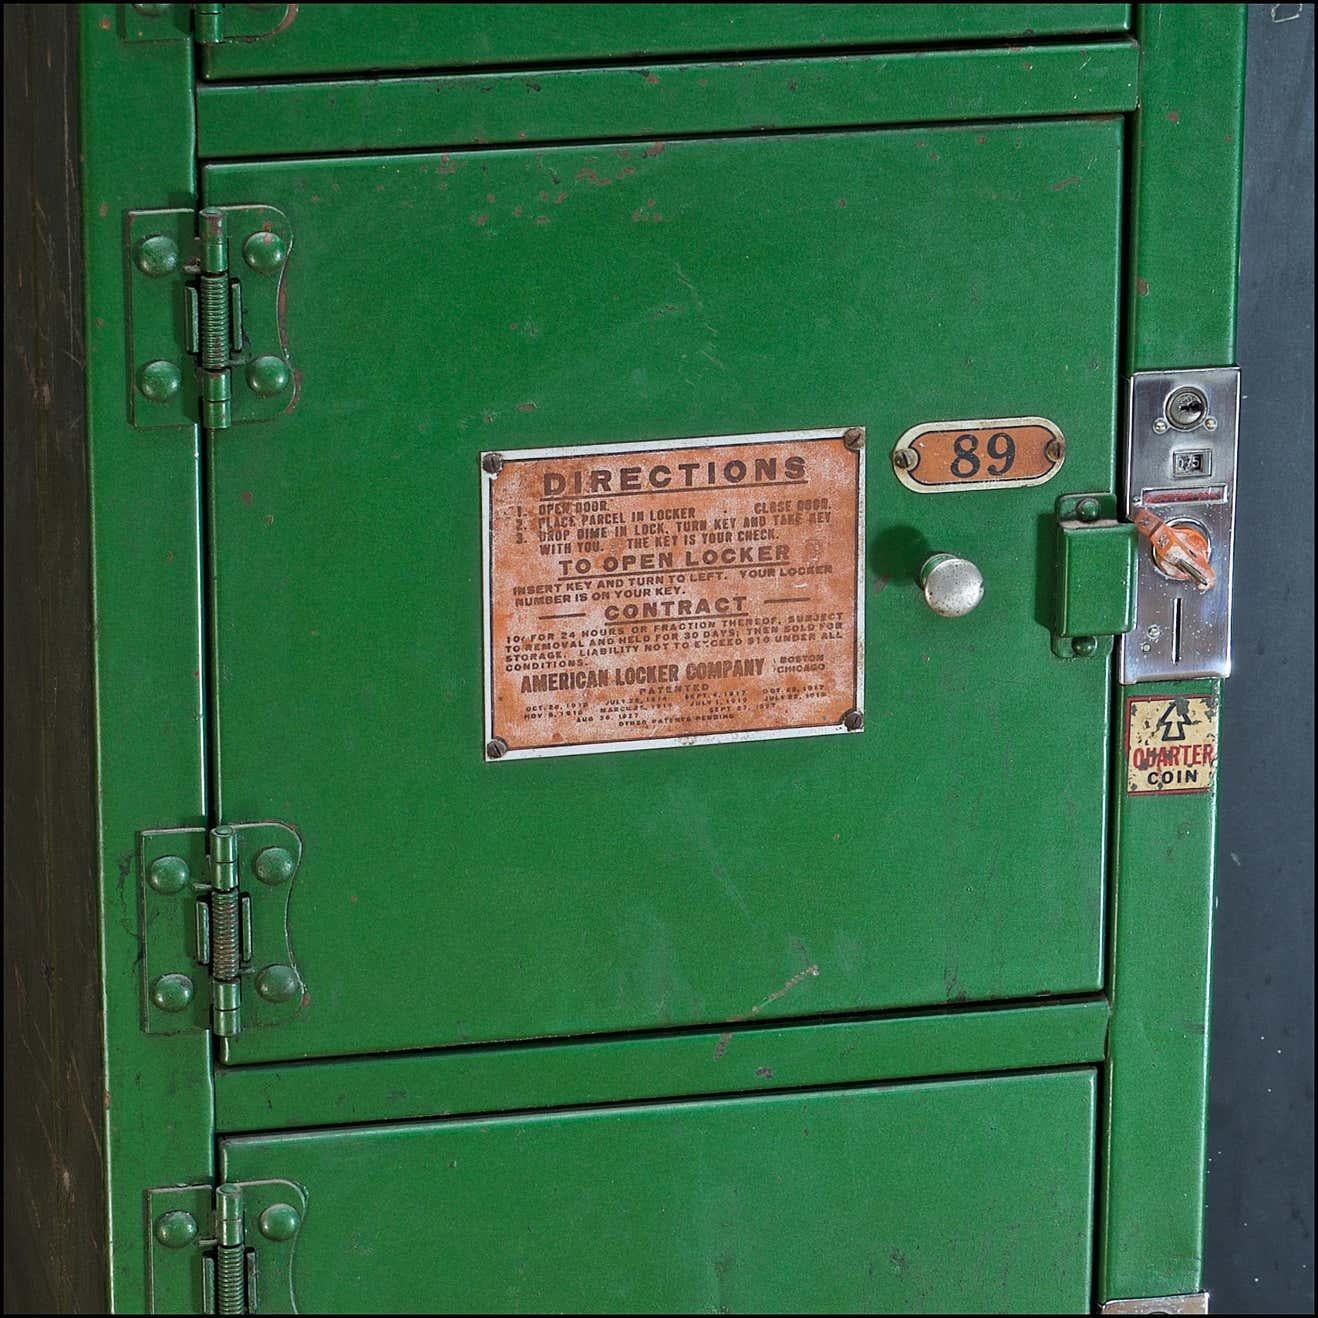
[
  {"x1": 197, "y1": 208, "x2": 235, "y2": 429},
  {"x1": 212, "y1": 1184, "x2": 247, "y2": 1315},
  {"x1": 202, "y1": 369, "x2": 233, "y2": 432},
  {"x1": 195, "y1": 3, "x2": 224, "y2": 46},
  {"x1": 209, "y1": 826, "x2": 243, "y2": 1037}
]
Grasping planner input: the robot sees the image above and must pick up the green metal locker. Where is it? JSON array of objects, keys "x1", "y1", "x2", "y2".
[{"x1": 5, "y1": 3, "x2": 1246, "y2": 1312}]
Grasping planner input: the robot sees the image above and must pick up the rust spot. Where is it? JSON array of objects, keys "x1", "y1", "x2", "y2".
[
  {"x1": 98, "y1": 16, "x2": 110, "y2": 29},
  {"x1": 836, "y1": 198, "x2": 847, "y2": 208},
  {"x1": 575, "y1": 168, "x2": 612, "y2": 187},
  {"x1": 349, "y1": 894, "x2": 358, "y2": 904},
  {"x1": 642, "y1": 71, "x2": 659, "y2": 85},
  {"x1": 97, "y1": 201, "x2": 108, "y2": 218},
  {"x1": 1136, "y1": 277, "x2": 1150, "y2": 297},
  {"x1": 1166, "y1": 110, "x2": 1181, "y2": 124},
  {"x1": 642, "y1": 142, "x2": 666, "y2": 158},
  {"x1": 976, "y1": 135, "x2": 987, "y2": 145},
  {"x1": 165, "y1": 551, "x2": 175, "y2": 563},
  {"x1": 241, "y1": 490, "x2": 254, "y2": 505},
  {"x1": 713, "y1": 1032, "x2": 733, "y2": 1060},
  {"x1": 755, "y1": 1066, "x2": 774, "y2": 1079},
  {"x1": 534, "y1": 215, "x2": 549, "y2": 226},
  {"x1": 273, "y1": 2, "x2": 299, "y2": 37},
  {"x1": 474, "y1": 213, "x2": 489, "y2": 226},
  {"x1": 263, "y1": 514, "x2": 274, "y2": 527},
  {"x1": 1050, "y1": 176, "x2": 1082, "y2": 191},
  {"x1": 103, "y1": 1091, "x2": 111, "y2": 1110},
  {"x1": 516, "y1": 402, "x2": 536, "y2": 413}
]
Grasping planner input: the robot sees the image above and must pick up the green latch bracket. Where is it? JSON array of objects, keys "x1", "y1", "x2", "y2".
[
  {"x1": 127, "y1": 204, "x2": 294, "y2": 430},
  {"x1": 148, "y1": 1179, "x2": 306, "y2": 1314},
  {"x1": 139, "y1": 822, "x2": 305, "y2": 1038},
  {"x1": 1051, "y1": 491, "x2": 1138, "y2": 660},
  {"x1": 122, "y1": 3, "x2": 292, "y2": 46}
]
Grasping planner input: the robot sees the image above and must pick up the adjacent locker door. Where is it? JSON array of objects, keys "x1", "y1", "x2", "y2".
[
  {"x1": 198, "y1": 4, "x2": 1133, "y2": 79},
  {"x1": 213, "y1": 1070, "x2": 1099, "y2": 1314},
  {"x1": 204, "y1": 116, "x2": 1123, "y2": 1064}
]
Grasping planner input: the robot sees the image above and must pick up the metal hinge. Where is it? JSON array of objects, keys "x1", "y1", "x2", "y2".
[
  {"x1": 1051, "y1": 491, "x2": 1138, "y2": 660},
  {"x1": 140, "y1": 822, "x2": 305, "y2": 1038},
  {"x1": 123, "y1": 3, "x2": 292, "y2": 47},
  {"x1": 149, "y1": 1179, "x2": 306, "y2": 1314},
  {"x1": 127, "y1": 205, "x2": 295, "y2": 431}
]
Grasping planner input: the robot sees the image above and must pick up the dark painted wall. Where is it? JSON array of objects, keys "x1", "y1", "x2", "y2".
[
  {"x1": 2, "y1": 4, "x2": 105, "y2": 1313},
  {"x1": 1206, "y1": 4, "x2": 1315, "y2": 1315}
]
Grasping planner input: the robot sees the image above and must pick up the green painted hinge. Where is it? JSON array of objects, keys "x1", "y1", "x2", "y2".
[
  {"x1": 1051, "y1": 491, "x2": 1138, "y2": 660},
  {"x1": 127, "y1": 205, "x2": 295, "y2": 431},
  {"x1": 123, "y1": 3, "x2": 292, "y2": 46},
  {"x1": 149, "y1": 1179, "x2": 306, "y2": 1314},
  {"x1": 139, "y1": 822, "x2": 306, "y2": 1038}
]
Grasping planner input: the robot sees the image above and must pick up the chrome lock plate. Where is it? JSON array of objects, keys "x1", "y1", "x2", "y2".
[{"x1": 1120, "y1": 368, "x2": 1239, "y2": 683}]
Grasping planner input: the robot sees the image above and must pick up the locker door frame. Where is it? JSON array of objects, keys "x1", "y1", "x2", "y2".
[{"x1": 73, "y1": 4, "x2": 1245, "y2": 1310}]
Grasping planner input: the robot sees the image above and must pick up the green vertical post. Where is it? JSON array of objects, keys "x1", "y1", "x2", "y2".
[
  {"x1": 1100, "y1": 3, "x2": 1246, "y2": 1304},
  {"x1": 80, "y1": 6, "x2": 214, "y2": 1311}
]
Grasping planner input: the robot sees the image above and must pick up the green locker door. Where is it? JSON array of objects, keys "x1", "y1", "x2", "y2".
[
  {"x1": 151, "y1": 1071, "x2": 1098, "y2": 1314},
  {"x1": 202, "y1": 116, "x2": 1123, "y2": 1065},
  {"x1": 196, "y1": 4, "x2": 1133, "y2": 79}
]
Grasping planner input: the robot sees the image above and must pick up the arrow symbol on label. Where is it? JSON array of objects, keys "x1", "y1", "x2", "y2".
[{"x1": 1156, "y1": 699, "x2": 1197, "y2": 742}]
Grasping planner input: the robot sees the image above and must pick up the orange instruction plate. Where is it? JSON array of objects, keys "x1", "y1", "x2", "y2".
[{"x1": 481, "y1": 428, "x2": 865, "y2": 760}]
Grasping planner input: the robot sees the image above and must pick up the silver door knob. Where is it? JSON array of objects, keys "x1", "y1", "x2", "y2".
[{"x1": 920, "y1": 553, "x2": 984, "y2": 617}]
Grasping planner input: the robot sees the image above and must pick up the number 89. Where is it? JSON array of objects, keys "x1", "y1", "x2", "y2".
[{"x1": 950, "y1": 432, "x2": 1016, "y2": 479}]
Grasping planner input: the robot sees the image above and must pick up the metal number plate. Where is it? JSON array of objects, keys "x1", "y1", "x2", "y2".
[{"x1": 891, "y1": 416, "x2": 1066, "y2": 492}]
